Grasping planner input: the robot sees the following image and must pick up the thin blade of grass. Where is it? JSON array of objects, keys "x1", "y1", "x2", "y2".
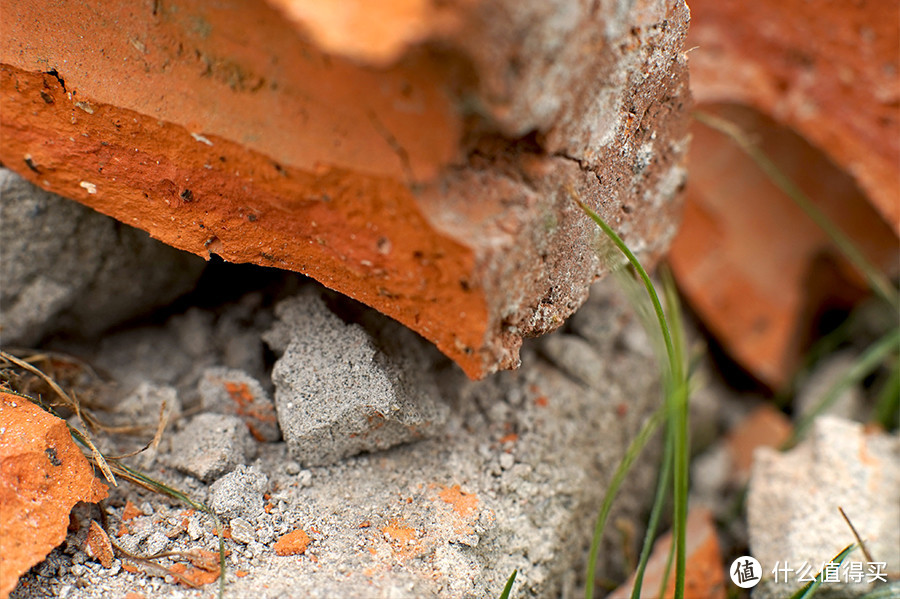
[
  {"x1": 573, "y1": 199, "x2": 680, "y2": 382},
  {"x1": 692, "y1": 111, "x2": 899, "y2": 312},
  {"x1": 66, "y1": 426, "x2": 227, "y2": 599},
  {"x1": 656, "y1": 525, "x2": 677, "y2": 599},
  {"x1": 575, "y1": 196, "x2": 690, "y2": 599},
  {"x1": 787, "y1": 544, "x2": 857, "y2": 599},
  {"x1": 629, "y1": 424, "x2": 673, "y2": 599},
  {"x1": 584, "y1": 407, "x2": 666, "y2": 599},
  {"x1": 786, "y1": 328, "x2": 900, "y2": 447},
  {"x1": 498, "y1": 569, "x2": 518, "y2": 599}
]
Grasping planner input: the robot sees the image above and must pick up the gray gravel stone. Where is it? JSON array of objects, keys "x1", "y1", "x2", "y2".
[
  {"x1": 265, "y1": 293, "x2": 449, "y2": 466},
  {"x1": 167, "y1": 414, "x2": 256, "y2": 482},
  {"x1": 748, "y1": 416, "x2": 899, "y2": 598},
  {"x1": 230, "y1": 518, "x2": 256, "y2": 545},
  {"x1": 0, "y1": 168, "x2": 204, "y2": 345},
  {"x1": 199, "y1": 367, "x2": 280, "y2": 442},
  {"x1": 209, "y1": 465, "x2": 269, "y2": 522}
]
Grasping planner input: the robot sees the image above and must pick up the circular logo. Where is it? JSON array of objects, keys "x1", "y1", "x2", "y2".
[{"x1": 730, "y1": 556, "x2": 762, "y2": 588}]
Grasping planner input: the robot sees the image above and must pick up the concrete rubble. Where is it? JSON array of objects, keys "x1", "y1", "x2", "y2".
[{"x1": 9, "y1": 276, "x2": 665, "y2": 599}]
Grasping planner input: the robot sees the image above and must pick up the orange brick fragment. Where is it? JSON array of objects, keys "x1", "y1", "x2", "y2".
[
  {"x1": 121, "y1": 501, "x2": 142, "y2": 521},
  {"x1": 438, "y1": 485, "x2": 479, "y2": 519},
  {"x1": 273, "y1": 529, "x2": 311, "y2": 556},
  {"x1": 608, "y1": 507, "x2": 725, "y2": 599},
  {"x1": 727, "y1": 405, "x2": 793, "y2": 476},
  {"x1": 382, "y1": 520, "x2": 417, "y2": 544},
  {"x1": 84, "y1": 520, "x2": 114, "y2": 568},
  {"x1": 168, "y1": 562, "x2": 220, "y2": 587}
]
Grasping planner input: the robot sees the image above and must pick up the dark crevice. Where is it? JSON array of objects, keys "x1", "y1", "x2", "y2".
[{"x1": 45, "y1": 69, "x2": 67, "y2": 93}]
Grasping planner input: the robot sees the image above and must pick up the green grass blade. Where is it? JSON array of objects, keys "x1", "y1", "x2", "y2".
[
  {"x1": 584, "y1": 407, "x2": 666, "y2": 599},
  {"x1": 576, "y1": 197, "x2": 690, "y2": 599},
  {"x1": 656, "y1": 526, "x2": 677, "y2": 599},
  {"x1": 787, "y1": 544, "x2": 857, "y2": 599},
  {"x1": 787, "y1": 327, "x2": 900, "y2": 447},
  {"x1": 498, "y1": 569, "x2": 518, "y2": 599},
  {"x1": 629, "y1": 424, "x2": 674, "y2": 599},
  {"x1": 574, "y1": 200, "x2": 681, "y2": 384},
  {"x1": 872, "y1": 360, "x2": 900, "y2": 429},
  {"x1": 692, "y1": 111, "x2": 899, "y2": 312}
]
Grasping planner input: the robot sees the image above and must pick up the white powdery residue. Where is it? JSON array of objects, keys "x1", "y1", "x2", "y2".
[{"x1": 191, "y1": 132, "x2": 214, "y2": 146}]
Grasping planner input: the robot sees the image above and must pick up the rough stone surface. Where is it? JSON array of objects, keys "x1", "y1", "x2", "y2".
[
  {"x1": 199, "y1": 367, "x2": 280, "y2": 442},
  {"x1": 0, "y1": 0, "x2": 691, "y2": 378},
  {"x1": 209, "y1": 465, "x2": 269, "y2": 523},
  {"x1": 266, "y1": 292, "x2": 449, "y2": 466},
  {"x1": 0, "y1": 168, "x2": 205, "y2": 346},
  {"x1": 670, "y1": 1, "x2": 900, "y2": 388},
  {"x1": 167, "y1": 414, "x2": 257, "y2": 482},
  {"x1": 747, "y1": 417, "x2": 899, "y2": 598}
]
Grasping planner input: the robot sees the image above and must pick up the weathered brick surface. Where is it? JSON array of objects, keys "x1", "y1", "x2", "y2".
[
  {"x1": 0, "y1": 0, "x2": 691, "y2": 378},
  {"x1": 686, "y1": 0, "x2": 900, "y2": 231},
  {"x1": 670, "y1": 0, "x2": 899, "y2": 387}
]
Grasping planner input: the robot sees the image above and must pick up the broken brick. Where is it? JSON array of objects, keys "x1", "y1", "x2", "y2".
[{"x1": 0, "y1": 0, "x2": 691, "y2": 378}]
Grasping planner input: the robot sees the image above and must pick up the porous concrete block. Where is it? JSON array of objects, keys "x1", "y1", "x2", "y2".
[
  {"x1": 199, "y1": 367, "x2": 280, "y2": 442},
  {"x1": 0, "y1": 168, "x2": 205, "y2": 346},
  {"x1": 266, "y1": 293, "x2": 448, "y2": 466},
  {"x1": 0, "y1": 0, "x2": 691, "y2": 378},
  {"x1": 209, "y1": 465, "x2": 269, "y2": 522},
  {"x1": 167, "y1": 414, "x2": 256, "y2": 482},
  {"x1": 747, "y1": 417, "x2": 899, "y2": 598}
]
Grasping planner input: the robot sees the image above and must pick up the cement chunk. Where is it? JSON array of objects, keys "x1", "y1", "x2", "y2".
[
  {"x1": 0, "y1": 169, "x2": 204, "y2": 346},
  {"x1": 209, "y1": 465, "x2": 269, "y2": 522},
  {"x1": 167, "y1": 414, "x2": 256, "y2": 483},
  {"x1": 266, "y1": 294, "x2": 448, "y2": 466}
]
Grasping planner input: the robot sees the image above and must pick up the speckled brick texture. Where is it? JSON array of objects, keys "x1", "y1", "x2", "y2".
[{"x1": 0, "y1": 0, "x2": 691, "y2": 378}]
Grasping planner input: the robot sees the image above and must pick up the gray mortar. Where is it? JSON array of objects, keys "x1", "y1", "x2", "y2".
[
  {"x1": 166, "y1": 414, "x2": 258, "y2": 483},
  {"x1": 0, "y1": 168, "x2": 205, "y2": 345},
  {"x1": 9, "y1": 277, "x2": 663, "y2": 599},
  {"x1": 265, "y1": 292, "x2": 449, "y2": 467}
]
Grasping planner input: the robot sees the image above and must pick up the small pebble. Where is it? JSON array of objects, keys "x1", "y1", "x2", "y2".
[
  {"x1": 230, "y1": 517, "x2": 256, "y2": 544},
  {"x1": 499, "y1": 452, "x2": 515, "y2": 470}
]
